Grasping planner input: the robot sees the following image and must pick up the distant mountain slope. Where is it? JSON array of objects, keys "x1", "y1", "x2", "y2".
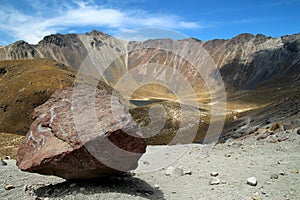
[{"x1": 0, "y1": 31, "x2": 299, "y2": 91}]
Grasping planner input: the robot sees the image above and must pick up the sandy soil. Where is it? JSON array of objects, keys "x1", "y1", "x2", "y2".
[{"x1": 1, "y1": 126, "x2": 299, "y2": 200}]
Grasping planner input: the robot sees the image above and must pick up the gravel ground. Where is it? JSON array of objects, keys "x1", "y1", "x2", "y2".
[{"x1": 1, "y1": 127, "x2": 300, "y2": 200}]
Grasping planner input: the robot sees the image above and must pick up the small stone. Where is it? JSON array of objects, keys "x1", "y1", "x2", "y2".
[
  {"x1": 279, "y1": 171, "x2": 285, "y2": 176},
  {"x1": 69, "y1": 183, "x2": 77, "y2": 188},
  {"x1": 37, "y1": 181, "x2": 46, "y2": 186},
  {"x1": 247, "y1": 177, "x2": 257, "y2": 186},
  {"x1": 154, "y1": 184, "x2": 160, "y2": 189},
  {"x1": 261, "y1": 189, "x2": 267, "y2": 195},
  {"x1": 0, "y1": 159, "x2": 7, "y2": 166},
  {"x1": 184, "y1": 170, "x2": 192, "y2": 175},
  {"x1": 23, "y1": 184, "x2": 34, "y2": 193},
  {"x1": 278, "y1": 136, "x2": 288, "y2": 142},
  {"x1": 221, "y1": 180, "x2": 227, "y2": 184},
  {"x1": 143, "y1": 191, "x2": 153, "y2": 196},
  {"x1": 225, "y1": 153, "x2": 231, "y2": 157},
  {"x1": 252, "y1": 194, "x2": 262, "y2": 200},
  {"x1": 4, "y1": 156, "x2": 11, "y2": 160},
  {"x1": 23, "y1": 184, "x2": 29, "y2": 192},
  {"x1": 5, "y1": 185, "x2": 15, "y2": 190},
  {"x1": 143, "y1": 161, "x2": 150, "y2": 166},
  {"x1": 209, "y1": 177, "x2": 220, "y2": 185},
  {"x1": 79, "y1": 187, "x2": 85, "y2": 193},
  {"x1": 210, "y1": 172, "x2": 219, "y2": 177},
  {"x1": 165, "y1": 166, "x2": 184, "y2": 177},
  {"x1": 271, "y1": 173, "x2": 279, "y2": 179}
]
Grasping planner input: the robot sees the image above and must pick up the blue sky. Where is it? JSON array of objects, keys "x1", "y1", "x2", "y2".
[{"x1": 0, "y1": 0, "x2": 299, "y2": 45}]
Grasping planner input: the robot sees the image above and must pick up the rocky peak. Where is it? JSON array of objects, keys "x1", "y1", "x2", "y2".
[
  {"x1": 179, "y1": 37, "x2": 203, "y2": 44},
  {"x1": 284, "y1": 38, "x2": 300, "y2": 52},
  {"x1": 11, "y1": 40, "x2": 30, "y2": 47},
  {"x1": 230, "y1": 33, "x2": 255, "y2": 44},
  {"x1": 86, "y1": 30, "x2": 110, "y2": 38},
  {"x1": 5, "y1": 40, "x2": 38, "y2": 59},
  {"x1": 39, "y1": 34, "x2": 70, "y2": 47},
  {"x1": 281, "y1": 33, "x2": 300, "y2": 44}
]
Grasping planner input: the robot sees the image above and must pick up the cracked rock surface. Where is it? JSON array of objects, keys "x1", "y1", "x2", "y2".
[{"x1": 16, "y1": 84, "x2": 146, "y2": 180}]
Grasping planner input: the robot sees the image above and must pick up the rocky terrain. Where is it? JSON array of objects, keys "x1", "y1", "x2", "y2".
[
  {"x1": 1, "y1": 31, "x2": 299, "y2": 142},
  {"x1": 0, "y1": 30, "x2": 300, "y2": 199},
  {"x1": 1, "y1": 121, "x2": 299, "y2": 199}
]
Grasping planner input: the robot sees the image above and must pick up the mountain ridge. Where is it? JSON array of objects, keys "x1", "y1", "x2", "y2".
[{"x1": 0, "y1": 30, "x2": 300, "y2": 91}]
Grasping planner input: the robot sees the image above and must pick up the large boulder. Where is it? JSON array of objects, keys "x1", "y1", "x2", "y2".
[{"x1": 16, "y1": 85, "x2": 146, "y2": 179}]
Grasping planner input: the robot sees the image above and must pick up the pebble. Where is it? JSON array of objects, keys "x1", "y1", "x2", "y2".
[
  {"x1": 225, "y1": 153, "x2": 231, "y2": 157},
  {"x1": 271, "y1": 173, "x2": 279, "y2": 179},
  {"x1": 209, "y1": 177, "x2": 220, "y2": 185},
  {"x1": 69, "y1": 183, "x2": 77, "y2": 188},
  {"x1": 0, "y1": 159, "x2": 7, "y2": 166},
  {"x1": 165, "y1": 166, "x2": 184, "y2": 177},
  {"x1": 261, "y1": 188, "x2": 267, "y2": 195},
  {"x1": 79, "y1": 187, "x2": 85, "y2": 193},
  {"x1": 154, "y1": 184, "x2": 160, "y2": 189},
  {"x1": 278, "y1": 136, "x2": 288, "y2": 142},
  {"x1": 247, "y1": 177, "x2": 257, "y2": 186},
  {"x1": 279, "y1": 171, "x2": 285, "y2": 176},
  {"x1": 252, "y1": 193, "x2": 262, "y2": 200},
  {"x1": 5, "y1": 185, "x2": 15, "y2": 190},
  {"x1": 23, "y1": 184, "x2": 29, "y2": 192},
  {"x1": 210, "y1": 172, "x2": 219, "y2": 177},
  {"x1": 184, "y1": 170, "x2": 192, "y2": 175},
  {"x1": 4, "y1": 156, "x2": 11, "y2": 160},
  {"x1": 143, "y1": 161, "x2": 150, "y2": 166}
]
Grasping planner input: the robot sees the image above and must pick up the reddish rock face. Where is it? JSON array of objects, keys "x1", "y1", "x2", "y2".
[{"x1": 16, "y1": 85, "x2": 146, "y2": 180}]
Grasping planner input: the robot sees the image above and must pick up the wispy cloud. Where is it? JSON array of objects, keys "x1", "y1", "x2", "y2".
[{"x1": 0, "y1": 0, "x2": 201, "y2": 44}]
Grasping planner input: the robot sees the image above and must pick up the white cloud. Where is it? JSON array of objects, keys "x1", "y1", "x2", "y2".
[{"x1": 0, "y1": 0, "x2": 201, "y2": 44}]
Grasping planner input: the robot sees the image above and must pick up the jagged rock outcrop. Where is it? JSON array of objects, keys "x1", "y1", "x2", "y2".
[
  {"x1": 17, "y1": 85, "x2": 146, "y2": 179},
  {"x1": 202, "y1": 33, "x2": 300, "y2": 89}
]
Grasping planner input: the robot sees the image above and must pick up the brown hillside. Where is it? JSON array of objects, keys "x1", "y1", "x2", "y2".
[{"x1": 0, "y1": 59, "x2": 76, "y2": 134}]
